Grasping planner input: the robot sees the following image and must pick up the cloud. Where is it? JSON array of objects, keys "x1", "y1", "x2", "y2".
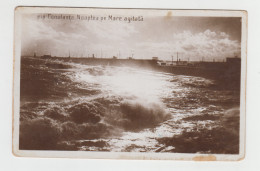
[
  {"x1": 21, "y1": 14, "x2": 241, "y2": 61},
  {"x1": 21, "y1": 15, "x2": 139, "y2": 57},
  {"x1": 182, "y1": 44, "x2": 196, "y2": 51},
  {"x1": 133, "y1": 29, "x2": 241, "y2": 61},
  {"x1": 174, "y1": 30, "x2": 240, "y2": 60}
]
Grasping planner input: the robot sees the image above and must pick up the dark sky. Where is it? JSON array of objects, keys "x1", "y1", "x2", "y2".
[{"x1": 21, "y1": 12, "x2": 241, "y2": 61}]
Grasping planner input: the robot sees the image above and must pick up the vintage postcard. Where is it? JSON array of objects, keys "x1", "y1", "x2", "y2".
[{"x1": 13, "y1": 7, "x2": 247, "y2": 161}]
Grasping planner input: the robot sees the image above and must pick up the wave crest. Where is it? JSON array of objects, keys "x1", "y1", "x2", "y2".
[{"x1": 106, "y1": 100, "x2": 171, "y2": 131}]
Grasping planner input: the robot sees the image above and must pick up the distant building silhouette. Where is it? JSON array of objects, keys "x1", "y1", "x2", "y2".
[
  {"x1": 152, "y1": 57, "x2": 158, "y2": 61},
  {"x1": 41, "y1": 55, "x2": 51, "y2": 58}
]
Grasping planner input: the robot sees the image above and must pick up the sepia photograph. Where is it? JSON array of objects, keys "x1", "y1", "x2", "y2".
[{"x1": 13, "y1": 7, "x2": 247, "y2": 160}]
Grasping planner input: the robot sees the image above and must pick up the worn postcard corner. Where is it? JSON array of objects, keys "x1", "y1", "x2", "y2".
[{"x1": 13, "y1": 7, "x2": 247, "y2": 161}]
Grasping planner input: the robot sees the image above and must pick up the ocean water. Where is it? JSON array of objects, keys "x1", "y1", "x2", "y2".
[{"x1": 19, "y1": 57, "x2": 240, "y2": 153}]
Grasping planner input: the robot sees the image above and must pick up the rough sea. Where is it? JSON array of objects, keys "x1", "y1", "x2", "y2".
[{"x1": 19, "y1": 57, "x2": 240, "y2": 154}]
